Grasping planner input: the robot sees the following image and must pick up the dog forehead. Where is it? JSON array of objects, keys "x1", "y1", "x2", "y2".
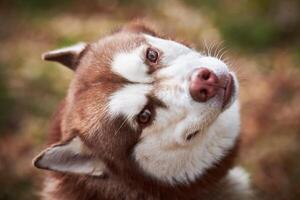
[
  {"x1": 76, "y1": 32, "x2": 146, "y2": 73},
  {"x1": 76, "y1": 31, "x2": 192, "y2": 82},
  {"x1": 96, "y1": 31, "x2": 145, "y2": 49},
  {"x1": 71, "y1": 32, "x2": 147, "y2": 91}
]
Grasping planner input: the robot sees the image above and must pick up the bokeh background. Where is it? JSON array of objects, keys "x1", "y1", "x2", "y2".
[{"x1": 0, "y1": 0, "x2": 300, "y2": 199}]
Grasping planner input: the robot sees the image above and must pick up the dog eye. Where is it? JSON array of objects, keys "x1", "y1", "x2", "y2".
[
  {"x1": 137, "y1": 108, "x2": 152, "y2": 125},
  {"x1": 146, "y1": 48, "x2": 158, "y2": 63}
]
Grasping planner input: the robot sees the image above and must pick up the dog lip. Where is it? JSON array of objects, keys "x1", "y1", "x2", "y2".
[
  {"x1": 222, "y1": 74, "x2": 234, "y2": 108},
  {"x1": 186, "y1": 130, "x2": 199, "y2": 141}
]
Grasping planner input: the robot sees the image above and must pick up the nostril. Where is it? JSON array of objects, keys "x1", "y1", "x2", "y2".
[
  {"x1": 198, "y1": 69, "x2": 211, "y2": 81},
  {"x1": 202, "y1": 71, "x2": 210, "y2": 80}
]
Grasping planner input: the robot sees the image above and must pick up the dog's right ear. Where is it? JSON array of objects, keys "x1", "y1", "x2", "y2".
[
  {"x1": 42, "y1": 42, "x2": 87, "y2": 70},
  {"x1": 33, "y1": 136, "x2": 106, "y2": 177}
]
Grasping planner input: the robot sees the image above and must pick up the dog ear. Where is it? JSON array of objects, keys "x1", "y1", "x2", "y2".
[
  {"x1": 33, "y1": 136, "x2": 106, "y2": 177},
  {"x1": 42, "y1": 42, "x2": 87, "y2": 70}
]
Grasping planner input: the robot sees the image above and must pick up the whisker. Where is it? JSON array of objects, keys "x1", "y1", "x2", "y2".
[
  {"x1": 216, "y1": 46, "x2": 227, "y2": 60},
  {"x1": 209, "y1": 41, "x2": 217, "y2": 57},
  {"x1": 208, "y1": 41, "x2": 215, "y2": 57},
  {"x1": 212, "y1": 41, "x2": 223, "y2": 58},
  {"x1": 114, "y1": 115, "x2": 131, "y2": 136},
  {"x1": 203, "y1": 39, "x2": 209, "y2": 57},
  {"x1": 219, "y1": 49, "x2": 229, "y2": 61},
  {"x1": 205, "y1": 40, "x2": 212, "y2": 57}
]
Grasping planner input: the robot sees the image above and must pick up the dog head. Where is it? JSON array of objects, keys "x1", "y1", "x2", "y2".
[{"x1": 33, "y1": 23, "x2": 240, "y2": 185}]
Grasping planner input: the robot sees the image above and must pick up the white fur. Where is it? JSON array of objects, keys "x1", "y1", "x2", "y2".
[
  {"x1": 134, "y1": 101, "x2": 240, "y2": 184},
  {"x1": 107, "y1": 34, "x2": 240, "y2": 185},
  {"x1": 108, "y1": 84, "x2": 152, "y2": 119},
  {"x1": 227, "y1": 167, "x2": 251, "y2": 189},
  {"x1": 225, "y1": 167, "x2": 252, "y2": 196},
  {"x1": 111, "y1": 45, "x2": 153, "y2": 83}
]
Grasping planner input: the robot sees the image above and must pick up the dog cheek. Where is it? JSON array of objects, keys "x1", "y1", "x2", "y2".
[{"x1": 83, "y1": 116, "x2": 142, "y2": 160}]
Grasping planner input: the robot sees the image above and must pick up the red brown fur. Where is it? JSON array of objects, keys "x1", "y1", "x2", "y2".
[{"x1": 36, "y1": 23, "x2": 246, "y2": 200}]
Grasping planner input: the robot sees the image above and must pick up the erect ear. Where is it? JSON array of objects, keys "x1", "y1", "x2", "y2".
[
  {"x1": 42, "y1": 42, "x2": 87, "y2": 70},
  {"x1": 33, "y1": 136, "x2": 106, "y2": 177}
]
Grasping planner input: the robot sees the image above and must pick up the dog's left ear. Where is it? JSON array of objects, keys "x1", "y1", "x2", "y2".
[
  {"x1": 42, "y1": 42, "x2": 87, "y2": 70},
  {"x1": 33, "y1": 136, "x2": 106, "y2": 177}
]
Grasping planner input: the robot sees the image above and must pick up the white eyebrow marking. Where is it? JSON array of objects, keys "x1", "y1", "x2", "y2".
[
  {"x1": 111, "y1": 45, "x2": 153, "y2": 83},
  {"x1": 108, "y1": 84, "x2": 152, "y2": 119}
]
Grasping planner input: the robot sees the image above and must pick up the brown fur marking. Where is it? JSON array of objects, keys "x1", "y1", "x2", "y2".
[{"x1": 37, "y1": 23, "x2": 243, "y2": 200}]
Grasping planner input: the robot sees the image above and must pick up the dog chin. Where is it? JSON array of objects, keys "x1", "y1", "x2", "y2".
[
  {"x1": 186, "y1": 94, "x2": 237, "y2": 143},
  {"x1": 184, "y1": 114, "x2": 220, "y2": 143}
]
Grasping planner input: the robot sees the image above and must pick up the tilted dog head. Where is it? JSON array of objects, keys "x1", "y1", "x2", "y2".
[{"x1": 33, "y1": 23, "x2": 240, "y2": 186}]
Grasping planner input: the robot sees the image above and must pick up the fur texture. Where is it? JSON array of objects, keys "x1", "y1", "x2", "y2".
[{"x1": 33, "y1": 22, "x2": 253, "y2": 200}]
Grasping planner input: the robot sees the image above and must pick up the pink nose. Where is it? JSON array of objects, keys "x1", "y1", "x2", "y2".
[{"x1": 189, "y1": 68, "x2": 219, "y2": 102}]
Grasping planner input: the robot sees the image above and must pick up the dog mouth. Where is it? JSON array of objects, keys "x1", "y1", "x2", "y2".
[{"x1": 222, "y1": 74, "x2": 235, "y2": 109}]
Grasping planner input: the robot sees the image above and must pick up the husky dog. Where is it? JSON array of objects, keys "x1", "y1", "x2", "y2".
[{"x1": 33, "y1": 22, "x2": 253, "y2": 200}]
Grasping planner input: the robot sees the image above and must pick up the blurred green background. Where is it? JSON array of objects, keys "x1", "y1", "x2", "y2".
[{"x1": 0, "y1": 0, "x2": 300, "y2": 199}]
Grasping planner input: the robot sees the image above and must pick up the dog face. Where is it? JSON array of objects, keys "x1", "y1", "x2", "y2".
[{"x1": 34, "y1": 24, "x2": 240, "y2": 185}]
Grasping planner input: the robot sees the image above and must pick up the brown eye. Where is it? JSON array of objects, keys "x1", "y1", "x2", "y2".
[
  {"x1": 137, "y1": 108, "x2": 152, "y2": 125},
  {"x1": 146, "y1": 48, "x2": 158, "y2": 63}
]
